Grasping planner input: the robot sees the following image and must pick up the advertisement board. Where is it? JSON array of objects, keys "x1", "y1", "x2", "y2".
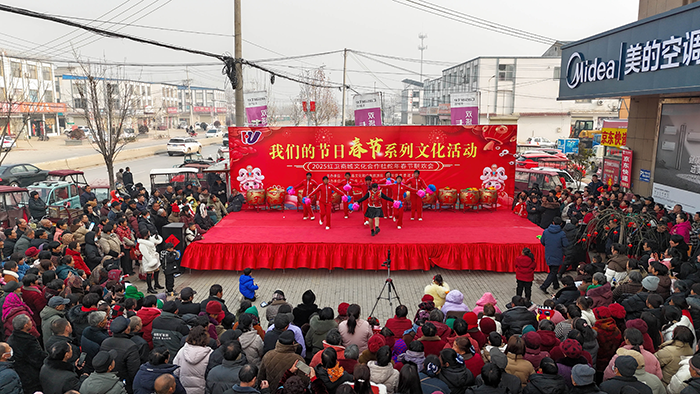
[
  {"x1": 450, "y1": 92, "x2": 479, "y2": 125},
  {"x1": 244, "y1": 91, "x2": 268, "y2": 127},
  {"x1": 652, "y1": 102, "x2": 700, "y2": 212},
  {"x1": 620, "y1": 149, "x2": 633, "y2": 189},
  {"x1": 353, "y1": 93, "x2": 382, "y2": 127},
  {"x1": 556, "y1": 138, "x2": 580, "y2": 154},
  {"x1": 228, "y1": 125, "x2": 517, "y2": 206},
  {"x1": 602, "y1": 157, "x2": 621, "y2": 186}
]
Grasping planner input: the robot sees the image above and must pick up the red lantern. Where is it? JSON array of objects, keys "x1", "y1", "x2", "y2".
[
  {"x1": 613, "y1": 218, "x2": 618, "y2": 223},
  {"x1": 605, "y1": 226, "x2": 610, "y2": 230},
  {"x1": 582, "y1": 238, "x2": 587, "y2": 242},
  {"x1": 628, "y1": 244, "x2": 633, "y2": 248},
  {"x1": 647, "y1": 223, "x2": 652, "y2": 227},
  {"x1": 614, "y1": 231, "x2": 618, "y2": 235},
  {"x1": 594, "y1": 231, "x2": 599, "y2": 236}
]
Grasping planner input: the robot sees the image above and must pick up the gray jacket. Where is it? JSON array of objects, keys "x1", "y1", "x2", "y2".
[{"x1": 80, "y1": 372, "x2": 127, "y2": 394}]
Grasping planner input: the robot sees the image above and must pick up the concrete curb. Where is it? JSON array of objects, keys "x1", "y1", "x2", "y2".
[{"x1": 35, "y1": 138, "x2": 223, "y2": 171}]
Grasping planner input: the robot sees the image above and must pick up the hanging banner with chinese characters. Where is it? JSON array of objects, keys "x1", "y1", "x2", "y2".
[
  {"x1": 450, "y1": 92, "x2": 479, "y2": 125},
  {"x1": 620, "y1": 149, "x2": 633, "y2": 189},
  {"x1": 229, "y1": 125, "x2": 517, "y2": 206},
  {"x1": 244, "y1": 91, "x2": 268, "y2": 127},
  {"x1": 353, "y1": 94, "x2": 382, "y2": 127},
  {"x1": 601, "y1": 120, "x2": 628, "y2": 148}
]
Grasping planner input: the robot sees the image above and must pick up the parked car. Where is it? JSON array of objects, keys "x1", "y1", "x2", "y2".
[
  {"x1": 178, "y1": 121, "x2": 188, "y2": 129},
  {"x1": 525, "y1": 136, "x2": 556, "y2": 148},
  {"x1": 531, "y1": 167, "x2": 587, "y2": 190},
  {"x1": 167, "y1": 137, "x2": 202, "y2": 156},
  {"x1": 1, "y1": 136, "x2": 15, "y2": 151},
  {"x1": 0, "y1": 164, "x2": 49, "y2": 187},
  {"x1": 514, "y1": 167, "x2": 565, "y2": 194},
  {"x1": 206, "y1": 128, "x2": 222, "y2": 138}
]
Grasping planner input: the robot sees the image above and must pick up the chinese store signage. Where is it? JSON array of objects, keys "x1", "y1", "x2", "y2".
[
  {"x1": 244, "y1": 91, "x2": 268, "y2": 127},
  {"x1": 601, "y1": 127, "x2": 628, "y2": 147},
  {"x1": 450, "y1": 92, "x2": 479, "y2": 125},
  {"x1": 228, "y1": 125, "x2": 517, "y2": 205},
  {"x1": 620, "y1": 149, "x2": 633, "y2": 189},
  {"x1": 353, "y1": 93, "x2": 382, "y2": 127},
  {"x1": 558, "y1": 2, "x2": 700, "y2": 100}
]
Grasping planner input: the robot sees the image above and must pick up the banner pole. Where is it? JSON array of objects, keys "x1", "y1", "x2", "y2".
[{"x1": 341, "y1": 48, "x2": 347, "y2": 126}]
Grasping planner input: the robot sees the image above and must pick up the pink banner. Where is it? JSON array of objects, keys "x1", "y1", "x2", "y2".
[
  {"x1": 245, "y1": 106, "x2": 268, "y2": 126},
  {"x1": 450, "y1": 92, "x2": 479, "y2": 125},
  {"x1": 354, "y1": 93, "x2": 382, "y2": 126}
]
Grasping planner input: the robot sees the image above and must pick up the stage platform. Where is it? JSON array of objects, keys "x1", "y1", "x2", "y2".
[{"x1": 182, "y1": 208, "x2": 547, "y2": 272}]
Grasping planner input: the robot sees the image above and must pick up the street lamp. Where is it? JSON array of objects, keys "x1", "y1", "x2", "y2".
[{"x1": 485, "y1": 75, "x2": 495, "y2": 125}]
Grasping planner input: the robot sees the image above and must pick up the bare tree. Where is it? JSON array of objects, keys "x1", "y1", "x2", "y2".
[
  {"x1": 289, "y1": 97, "x2": 303, "y2": 126},
  {"x1": 74, "y1": 60, "x2": 135, "y2": 189},
  {"x1": 297, "y1": 68, "x2": 339, "y2": 126},
  {"x1": 265, "y1": 96, "x2": 280, "y2": 126}
]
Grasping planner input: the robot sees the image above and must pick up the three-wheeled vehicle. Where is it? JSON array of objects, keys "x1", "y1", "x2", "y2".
[
  {"x1": 150, "y1": 168, "x2": 201, "y2": 194},
  {"x1": 47, "y1": 170, "x2": 90, "y2": 189},
  {"x1": 0, "y1": 186, "x2": 29, "y2": 228},
  {"x1": 27, "y1": 181, "x2": 83, "y2": 223}
]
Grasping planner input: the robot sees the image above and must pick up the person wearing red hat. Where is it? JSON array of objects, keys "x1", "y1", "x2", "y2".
[
  {"x1": 358, "y1": 334, "x2": 386, "y2": 364},
  {"x1": 335, "y1": 302, "x2": 350, "y2": 325},
  {"x1": 463, "y1": 312, "x2": 487, "y2": 348},
  {"x1": 593, "y1": 306, "x2": 622, "y2": 373},
  {"x1": 413, "y1": 295, "x2": 435, "y2": 322},
  {"x1": 205, "y1": 301, "x2": 225, "y2": 341},
  {"x1": 522, "y1": 331, "x2": 550, "y2": 370},
  {"x1": 556, "y1": 339, "x2": 588, "y2": 388}
]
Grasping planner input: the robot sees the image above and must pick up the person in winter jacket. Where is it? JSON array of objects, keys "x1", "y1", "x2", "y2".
[
  {"x1": 338, "y1": 304, "x2": 373, "y2": 352},
  {"x1": 504, "y1": 336, "x2": 535, "y2": 386},
  {"x1": 586, "y1": 273, "x2": 613, "y2": 308},
  {"x1": 173, "y1": 326, "x2": 213, "y2": 394},
  {"x1": 28, "y1": 191, "x2": 47, "y2": 220},
  {"x1": 80, "y1": 349, "x2": 128, "y2": 394},
  {"x1": 671, "y1": 212, "x2": 693, "y2": 243},
  {"x1": 612, "y1": 270, "x2": 643, "y2": 303},
  {"x1": 239, "y1": 268, "x2": 259, "y2": 301},
  {"x1": 522, "y1": 357, "x2": 566, "y2": 394},
  {"x1": 592, "y1": 306, "x2": 622, "y2": 373},
  {"x1": 136, "y1": 295, "x2": 161, "y2": 349},
  {"x1": 526, "y1": 195, "x2": 543, "y2": 226},
  {"x1": 7, "y1": 313, "x2": 45, "y2": 394},
  {"x1": 368, "y1": 346, "x2": 399, "y2": 394},
  {"x1": 40, "y1": 341, "x2": 87, "y2": 394},
  {"x1": 306, "y1": 308, "x2": 338, "y2": 357},
  {"x1": 562, "y1": 222, "x2": 586, "y2": 276},
  {"x1": 467, "y1": 363, "x2": 510, "y2": 394},
  {"x1": 84, "y1": 231, "x2": 104, "y2": 271},
  {"x1": 570, "y1": 364, "x2": 605, "y2": 394},
  {"x1": 100, "y1": 316, "x2": 142, "y2": 394},
  {"x1": 206, "y1": 341, "x2": 247, "y2": 394},
  {"x1": 138, "y1": 232, "x2": 163, "y2": 294},
  {"x1": 603, "y1": 328, "x2": 663, "y2": 381},
  {"x1": 679, "y1": 354, "x2": 700, "y2": 394},
  {"x1": 599, "y1": 355, "x2": 653, "y2": 394},
  {"x1": 160, "y1": 243, "x2": 181, "y2": 295},
  {"x1": 539, "y1": 196, "x2": 560, "y2": 229},
  {"x1": 417, "y1": 322, "x2": 447, "y2": 357},
  {"x1": 500, "y1": 296, "x2": 538, "y2": 338},
  {"x1": 293, "y1": 290, "x2": 321, "y2": 328},
  {"x1": 258, "y1": 330, "x2": 305, "y2": 390},
  {"x1": 2, "y1": 288, "x2": 39, "y2": 339},
  {"x1": 133, "y1": 347, "x2": 187, "y2": 394},
  {"x1": 473, "y1": 292, "x2": 502, "y2": 315},
  {"x1": 515, "y1": 248, "x2": 536, "y2": 300},
  {"x1": 12, "y1": 230, "x2": 32, "y2": 256},
  {"x1": 313, "y1": 347, "x2": 352, "y2": 394},
  {"x1": 605, "y1": 243, "x2": 629, "y2": 283},
  {"x1": 82, "y1": 311, "x2": 110, "y2": 374},
  {"x1": 540, "y1": 217, "x2": 569, "y2": 293},
  {"x1": 0, "y1": 342, "x2": 22, "y2": 394},
  {"x1": 522, "y1": 331, "x2": 550, "y2": 370},
  {"x1": 441, "y1": 290, "x2": 470, "y2": 318},
  {"x1": 385, "y1": 305, "x2": 413, "y2": 338},
  {"x1": 238, "y1": 314, "x2": 264, "y2": 368},
  {"x1": 424, "y1": 274, "x2": 450, "y2": 308},
  {"x1": 152, "y1": 301, "x2": 190, "y2": 358},
  {"x1": 438, "y1": 348, "x2": 475, "y2": 394},
  {"x1": 656, "y1": 325, "x2": 695, "y2": 385},
  {"x1": 227, "y1": 190, "x2": 246, "y2": 213},
  {"x1": 20, "y1": 274, "x2": 47, "y2": 327}
]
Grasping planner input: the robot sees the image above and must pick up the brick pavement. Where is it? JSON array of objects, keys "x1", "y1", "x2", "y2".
[{"x1": 159, "y1": 268, "x2": 552, "y2": 326}]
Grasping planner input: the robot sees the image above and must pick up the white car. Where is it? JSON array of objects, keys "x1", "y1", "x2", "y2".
[
  {"x1": 206, "y1": 128, "x2": 222, "y2": 138},
  {"x1": 525, "y1": 136, "x2": 556, "y2": 148},
  {"x1": 1, "y1": 136, "x2": 15, "y2": 151},
  {"x1": 167, "y1": 137, "x2": 202, "y2": 156}
]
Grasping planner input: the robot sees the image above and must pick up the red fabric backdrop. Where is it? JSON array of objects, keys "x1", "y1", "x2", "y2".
[{"x1": 228, "y1": 125, "x2": 517, "y2": 203}]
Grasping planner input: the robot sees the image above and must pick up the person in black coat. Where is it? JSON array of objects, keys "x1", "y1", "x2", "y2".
[
  {"x1": 100, "y1": 316, "x2": 141, "y2": 394},
  {"x1": 599, "y1": 356, "x2": 652, "y2": 394},
  {"x1": 227, "y1": 190, "x2": 245, "y2": 213},
  {"x1": 206, "y1": 341, "x2": 247, "y2": 394},
  {"x1": 553, "y1": 276, "x2": 581, "y2": 306},
  {"x1": 28, "y1": 192, "x2": 47, "y2": 220},
  {"x1": 175, "y1": 288, "x2": 201, "y2": 317},
  {"x1": 199, "y1": 285, "x2": 235, "y2": 327},
  {"x1": 526, "y1": 195, "x2": 543, "y2": 226},
  {"x1": 292, "y1": 290, "x2": 321, "y2": 328},
  {"x1": 523, "y1": 357, "x2": 566, "y2": 394},
  {"x1": 500, "y1": 296, "x2": 539, "y2": 338},
  {"x1": 81, "y1": 311, "x2": 110, "y2": 373},
  {"x1": 138, "y1": 212, "x2": 158, "y2": 237},
  {"x1": 7, "y1": 314, "x2": 46, "y2": 394},
  {"x1": 84, "y1": 231, "x2": 103, "y2": 271},
  {"x1": 133, "y1": 347, "x2": 187, "y2": 394},
  {"x1": 152, "y1": 302, "x2": 190, "y2": 357},
  {"x1": 561, "y1": 223, "x2": 585, "y2": 277},
  {"x1": 466, "y1": 363, "x2": 509, "y2": 394},
  {"x1": 438, "y1": 348, "x2": 474, "y2": 394},
  {"x1": 211, "y1": 178, "x2": 228, "y2": 201},
  {"x1": 3, "y1": 229, "x2": 16, "y2": 258},
  {"x1": 539, "y1": 196, "x2": 561, "y2": 229},
  {"x1": 39, "y1": 341, "x2": 87, "y2": 394},
  {"x1": 122, "y1": 168, "x2": 134, "y2": 187}
]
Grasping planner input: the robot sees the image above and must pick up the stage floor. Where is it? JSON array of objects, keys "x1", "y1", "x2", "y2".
[{"x1": 181, "y1": 209, "x2": 547, "y2": 272}]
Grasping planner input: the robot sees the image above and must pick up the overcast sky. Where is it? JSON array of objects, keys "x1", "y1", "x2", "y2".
[{"x1": 0, "y1": 0, "x2": 639, "y2": 105}]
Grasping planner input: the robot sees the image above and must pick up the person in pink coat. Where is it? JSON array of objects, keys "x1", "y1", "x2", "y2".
[
  {"x1": 473, "y1": 292, "x2": 502, "y2": 315},
  {"x1": 671, "y1": 212, "x2": 692, "y2": 243}
]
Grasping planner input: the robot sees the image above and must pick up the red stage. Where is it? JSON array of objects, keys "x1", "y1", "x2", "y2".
[{"x1": 181, "y1": 209, "x2": 547, "y2": 272}]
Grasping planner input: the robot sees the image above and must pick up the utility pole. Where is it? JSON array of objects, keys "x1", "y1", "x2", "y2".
[
  {"x1": 418, "y1": 33, "x2": 428, "y2": 83},
  {"x1": 234, "y1": 0, "x2": 245, "y2": 126},
  {"x1": 185, "y1": 67, "x2": 193, "y2": 126},
  {"x1": 341, "y1": 48, "x2": 347, "y2": 126}
]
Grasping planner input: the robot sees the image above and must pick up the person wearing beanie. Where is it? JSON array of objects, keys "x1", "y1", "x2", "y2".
[
  {"x1": 266, "y1": 304, "x2": 306, "y2": 357},
  {"x1": 292, "y1": 289, "x2": 321, "y2": 328},
  {"x1": 604, "y1": 328, "x2": 663, "y2": 381},
  {"x1": 414, "y1": 294, "x2": 436, "y2": 322},
  {"x1": 679, "y1": 354, "x2": 700, "y2": 394},
  {"x1": 462, "y1": 312, "x2": 487, "y2": 348},
  {"x1": 593, "y1": 306, "x2": 622, "y2": 374},
  {"x1": 555, "y1": 339, "x2": 589, "y2": 388},
  {"x1": 479, "y1": 317, "x2": 498, "y2": 336},
  {"x1": 570, "y1": 364, "x2": 605, "y2": 394},
  {"x1": 335, "y1": 302, "x2": 350, "y2": 324},
  {"x1": 358, "y1": 334, "x2": 385, "y2": 364},
  {"x1": 607, "y1": 303, "x2": 628, "y2": 333},
  {"x1": 614, "y1": 348, "x2": 665, "y2": 394},
  {"x1": 522, "y1": 357, "x2": 566, "y2": 394},
  {"x1": 522, "y1": 331, "x2": 550, "y2": 370},
  {"x1": 600, "y1": 356, "x2": 652, "y2": 394},
  {"x1": 259, "y1": 330, "x2": 304, "y2": 390},
  {"x1": 621, "y1": 276, "x2": 659, "y2": 320},
  {"x1": 441, "y1": 289, "x2": 471, "y2": 318}
]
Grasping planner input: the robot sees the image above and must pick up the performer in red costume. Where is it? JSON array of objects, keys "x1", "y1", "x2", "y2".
[
  {"x1": 308, "y1": 176, "x2": 345, "y2": 230},
  {"x1": 295, "y1": 172, "x2": 318, "y2": 220},
  {"x1": 380, "y1": 175, "x2": 414, "y2": 229},
  {"x1": 355, "y1": 183, "x2": 394, "y2": 236},
  {"x1": 405, "y1": 169, "x2": 428, "y2": 221},
  {"x1": 378, "y1": 171, "x2": 394, "y2": 219},
  {"x1": 336, "y1": 172, "x2": 361, "y2": 219},
  {"x1": 358, "y1": 175, "x2": 372, "y2": 225}
]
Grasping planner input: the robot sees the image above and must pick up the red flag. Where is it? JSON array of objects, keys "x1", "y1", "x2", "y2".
[
  {"x1": 302, "y1": 101, "x2": 308, "y2": 112},
  {"x1": 310, "y1": 101, "x2": 316, "y2": 112}
]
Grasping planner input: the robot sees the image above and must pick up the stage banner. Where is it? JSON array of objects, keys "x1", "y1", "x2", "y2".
[
  {"x1": 450, "y1": 92, "x2": 479, "y2": 125},
  {"x1": 229, "y1": 125, "x2": 517, "y2": 207},
  {"x1": 353, "y1": 93, "x2": 382, "y2": 127},
  {"x1": 244, "y1": 91, "x2": 268, "y2": 126}
]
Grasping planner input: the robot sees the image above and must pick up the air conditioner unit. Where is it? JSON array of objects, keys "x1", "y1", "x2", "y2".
[{"x1": 597, "y1": 100, "x2": 604, "y2": 106}]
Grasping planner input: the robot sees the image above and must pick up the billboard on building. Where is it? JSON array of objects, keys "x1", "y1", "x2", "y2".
[
  {"x1": 652, "y1": 102, "x2": 700, "y2": 212},
  {"x1": 353, "y1": 93, "x2": 382, "y2": 126},
  {"x1": 450, "y1": 92, "x2": 479, "y2": 125}
]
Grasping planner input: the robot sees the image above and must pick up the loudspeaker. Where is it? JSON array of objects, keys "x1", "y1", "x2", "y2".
[{"x1": 161, "y1": 222, "x2": 186, "y2": 255}]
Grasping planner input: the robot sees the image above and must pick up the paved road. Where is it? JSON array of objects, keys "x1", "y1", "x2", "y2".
[{"x1": 81, "y1": 143, "x2": 222, "y2": 186}]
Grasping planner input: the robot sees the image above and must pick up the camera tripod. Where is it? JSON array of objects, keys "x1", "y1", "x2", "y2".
[{"x1": 369, "y1": 250, "x2": 402, "y2": 318}]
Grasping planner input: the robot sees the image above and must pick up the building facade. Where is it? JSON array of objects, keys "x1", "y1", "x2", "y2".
[
  {"x1": 400, "y1": 79, "x2": 424, "y2": 125},
  {"x1": 421, "y1": 48, "x2": 620, "y2": 142},
  {"x1": 177, "y1": 86, "x2": 227, "y2": 127},
  {"x1": 0, "y1": 53, "x2": 63, "y2": 137}
]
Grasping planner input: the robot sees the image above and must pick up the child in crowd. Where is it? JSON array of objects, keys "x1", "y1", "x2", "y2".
[
  {"x1": 238, "y1": 267, "x2": 259, "y2": 301},
  {"x1": 159, "y1": 242, "x2": 181, "y2": 297},
  {"x1": 514, "y1": 247, "x2": 536, "y2": 300}
]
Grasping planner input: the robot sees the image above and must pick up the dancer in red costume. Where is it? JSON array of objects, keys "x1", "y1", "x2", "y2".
[
  {"x1": 295, "y1": 172, "x2": 318, "y2": 220},
  {"x1": 308, "y1": 176, "x2": 345, "y2": 230},
  {"x1": 405, "y1": 170, "x2": 428, "y2": 221},
  {"x1": 378, "y1": 171, "x2": 394, "y2": 219},
  {"x1": 355, "y1": 183, "x2": 394, "y2": 236},
  {"x1": 380, "y1": 175, "x2": 414, "y2": 229},
  {"x1": 336, "y1": 172, "x2": 361, "y2": 219}
]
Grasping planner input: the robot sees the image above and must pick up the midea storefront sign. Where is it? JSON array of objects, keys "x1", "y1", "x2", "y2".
[{"x1": 558, "y1": 2, "x2": 700, "y2": 100}]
